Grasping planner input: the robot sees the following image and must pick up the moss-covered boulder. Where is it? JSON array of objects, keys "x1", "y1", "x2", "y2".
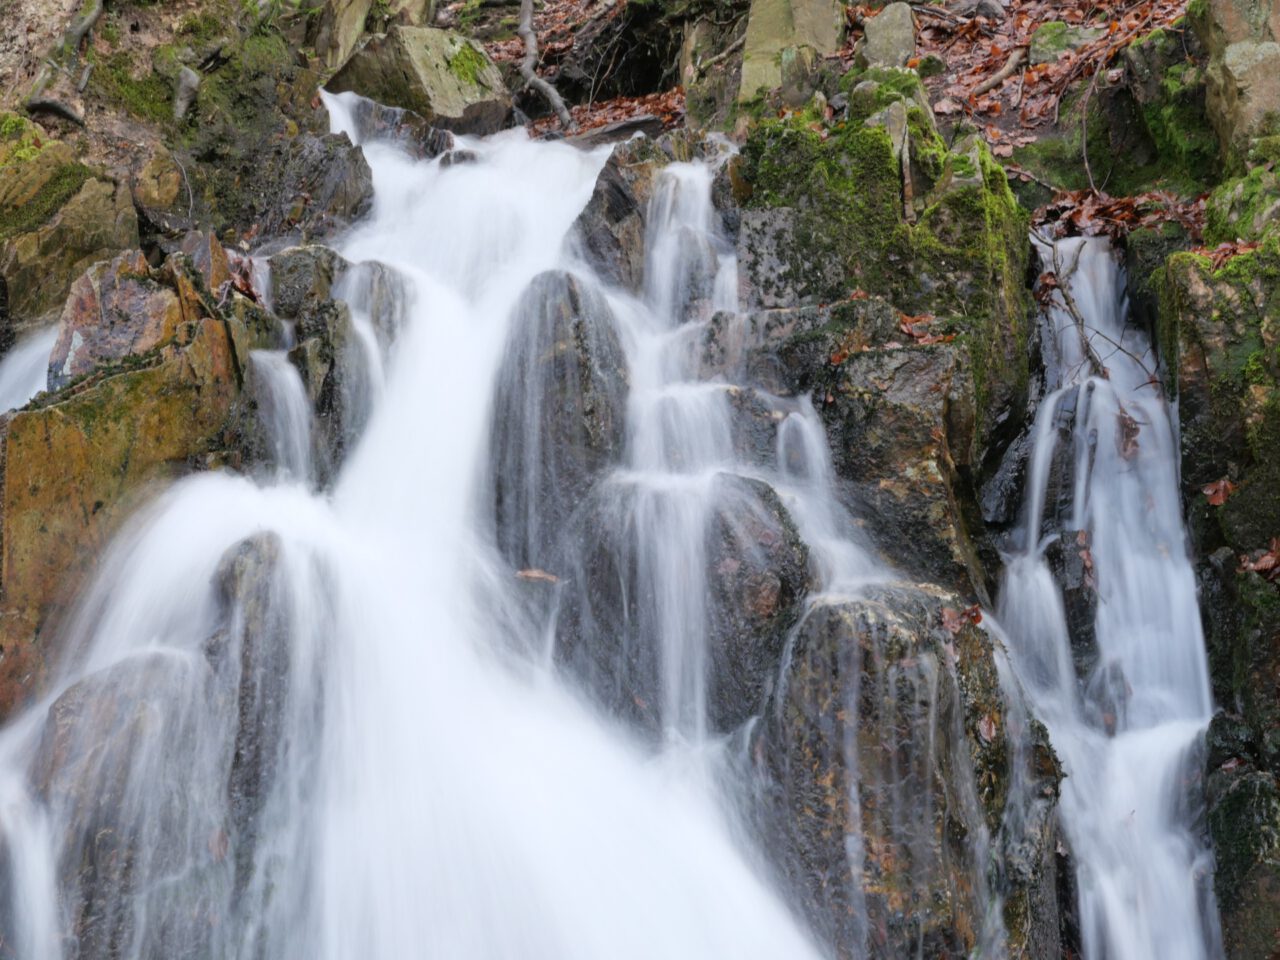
[
  {"x1": 754, "y1": 581, "x2": 1060, "y2": 959},
  {"x1": 1160, "y1": 234, "x2": 1280, "y2": 548},
  {"x1": 0, "y1": 114, "x2": 139, "y2": 335},
  {"x1": 736, "y1": 103, "x2": 1031, "y2": 458},
  {"x1": 327, "y1": 26, "x2": 512, "y2": 134}
]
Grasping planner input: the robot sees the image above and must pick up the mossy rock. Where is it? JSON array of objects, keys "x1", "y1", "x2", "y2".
[
  {"x1": 326, "y1": 25, "x2": 511, "y2": 134},
  {"x1": 737, "y1": 113, "x2": 1031, "y2": 452},
  {"x1": 1206, "y1": 165, "x2": 1280, "y2": 245}
]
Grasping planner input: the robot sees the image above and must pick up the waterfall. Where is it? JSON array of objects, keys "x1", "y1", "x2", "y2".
[
  {"x1": 996, "y1": 236, "x2": 1223, "y2": 959},
  {"x1": 0, "y1": 95, "x2": 844, "y2": 959}
]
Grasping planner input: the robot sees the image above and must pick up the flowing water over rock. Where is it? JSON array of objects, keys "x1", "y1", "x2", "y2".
[
  {"x1": 996, "y1": 236, "x2": 1223, "y2": 960},
  {"x1": 0, "y1": 94, "x2": 847, "y2": 959},
  {"x1": 0, "y1": 90, "x2": 1220, "y2": 960}
]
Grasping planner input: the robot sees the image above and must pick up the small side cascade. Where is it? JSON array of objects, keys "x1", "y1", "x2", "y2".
[
  {"x1": 250, "y1": 350, "x2": 316, "y2": 484},
  {"x1": 0, "y1": 325, "x2": 58, "y2": 413},
  {"x1": 996, "y1": 235, "x2": 1223, "y2": 960}
]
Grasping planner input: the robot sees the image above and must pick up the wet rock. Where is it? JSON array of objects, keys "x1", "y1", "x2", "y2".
[
  {"x1": 556, "y1": 473, "x2": 810, "y2": 734},
  {"x1": 1207, "y1": 765, "x2": 1280, "y2": 959},
  {"x1": 491, "y1": 271, "x2": 628, "y2": 570},
  {"x1": 208, "y1": 533, "x2": 291, "y2": 892},
  {"x1": 289, "y1": 300, "x2": 361, "y2": 484},
  {"x1": 754, "y1": 581, "x2": 1057, "y2": 959},
  {"x1": 253, "y1": 132, "x2": 374, "y2": 242},
  {"x1": 789, "y1": 337, "x2": 986, "y2": 599},
  {"x1": 328, "y1": 26, "x2": 512, "y2": 135},
  {"x1": 29, "y1": 652, "x2": 219, "y2": 959},
  {"x1": 737, "y1": 0, "x2": 845, "y2": 102},
  {"x1": 0, "y1": 255, "x2": 270, "y2": 718},
  {"x1": 341, "y1": 96, "x2": 456, "y2": 159},
  {"x1": 572, "y1": 136, "x2": 669, "y2": 292},
  {"x1": 704, "y1": 475, "x2": 811, "y2": 729},
  {"x1": 858, "y1": 2, "x2": 916, "y2": 69},
  {"x1": 268, "y1": 245, "x2": 348, "y2": 321}
]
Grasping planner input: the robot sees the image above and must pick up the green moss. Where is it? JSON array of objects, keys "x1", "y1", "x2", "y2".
[
  {"x1": 177, "y1": 11, "x2": 223, "y2": 46},
  {"x1": 0, "y1": 113, "x2": 24, "y2": 139},
  {"x1": 447, "y1": 42, "x2": 487, "y2": 86},
  {"x1": 1206, "y1": 167, "x2": 1280, "y2": 245},
  {"x1": 0, "y1": 162, "x2": 92, "y2": 240},
  {"x1": 90, "y1": 52, "x2": 173, "y2": 123},
  {"x1": 741, "y1": 114, "x2": 1031, "y2": 441}
]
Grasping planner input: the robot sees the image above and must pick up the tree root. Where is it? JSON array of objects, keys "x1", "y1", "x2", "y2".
[{"x1": 518, "y1": 0, "x2": 575, "y2": 130}]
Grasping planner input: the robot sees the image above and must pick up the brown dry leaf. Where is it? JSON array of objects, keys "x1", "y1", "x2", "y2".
[
  {"x1": 1202, "y1": 478, "x2": 1237, "y2": 507},
  {"x1": 516, "y1": 568, "x2": 560, "y2": 583}
]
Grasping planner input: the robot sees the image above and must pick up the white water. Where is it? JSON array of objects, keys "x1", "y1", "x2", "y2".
[
  {"x1": 997, "y1": 236, "x2": 1222, "y2": 960},
  {"x1": 0, "y1": 95, "x2": 838, "y2": 959},
  {"x1": 0, "y1": 325, "x2": 57, "y2": 412}
]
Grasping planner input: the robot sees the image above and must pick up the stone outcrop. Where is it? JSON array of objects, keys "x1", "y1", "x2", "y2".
[
  {"x1": 490, "y1": 270, "x2": 629, "y2": 571},
  {"x1": 738, "y1": 0, "x2": 846, "y2": 102},
  {"x1": 572, "y1": 137, "x2": 670, "y2": 292},
  {"x1": 327, "y1": 26, "x2": 512, "y2": 135},
  {"x1": 0, "y1": 239, "x2": 279, "y2": 718},
  {"x1": 1195, "y1": 0, "x2": 1280, "y2": 167}
]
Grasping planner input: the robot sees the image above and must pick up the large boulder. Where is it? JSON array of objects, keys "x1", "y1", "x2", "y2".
[
  {"x1": 737, "y1": 111, "x2": 1031, "y2": 464},
  {"x1": 753, "y1": 582, "x2": 1060, "y2": 959},
  {"x1": 0, "y1": 251, "x2": 278, "y2": 718},
  {"x1": 47, "y1": 252, "x2": 183, "y2": 391},
  {"x1": 1194, "y1": 0, "x2": 1280, "y2": 165},
  {"x1": 490, "y1": 271, "x2": 628, "y2": 571},
  {"x1": 28, "y1": 652, "x2": 223, "y2": 959},
  {"x1": 1159, "y1": 222, "x2": 1280, "y2": 958},
  {"x1": 858, "y1": 3, "x2": 916, "y2": 69},
  {"x1": 737, "y1": 0, "x2": 846, "y2": 102},
  {"x1": 327, "y1": 26, "x2": 512, "y2": 135}
]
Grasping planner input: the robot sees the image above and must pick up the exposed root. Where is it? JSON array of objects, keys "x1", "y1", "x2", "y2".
[{"x1": 518, "y1": 0, "x2": 575, "y2": 130}]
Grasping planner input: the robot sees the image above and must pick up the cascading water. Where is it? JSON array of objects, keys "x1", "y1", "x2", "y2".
[
  {"x1": 0, "y1": 96, "x2": 850, "y2": 959},
  {"x1": 996, "y1": 235, "x2": 1223, "y2": 959}
]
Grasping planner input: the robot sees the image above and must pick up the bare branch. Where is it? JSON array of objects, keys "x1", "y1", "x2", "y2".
[{"x1": 518, "y1": 0, "x2": 574, "y2": 131}]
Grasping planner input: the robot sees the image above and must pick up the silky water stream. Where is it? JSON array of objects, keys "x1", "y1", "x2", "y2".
[{"x1": 995, "y1": 235, "x2": 1223, "y2": 960}]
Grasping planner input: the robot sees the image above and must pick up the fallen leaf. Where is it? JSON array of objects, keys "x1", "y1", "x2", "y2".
[{"x1": 1202, "y1": 478, "x2": 1237, "y2": 506}]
